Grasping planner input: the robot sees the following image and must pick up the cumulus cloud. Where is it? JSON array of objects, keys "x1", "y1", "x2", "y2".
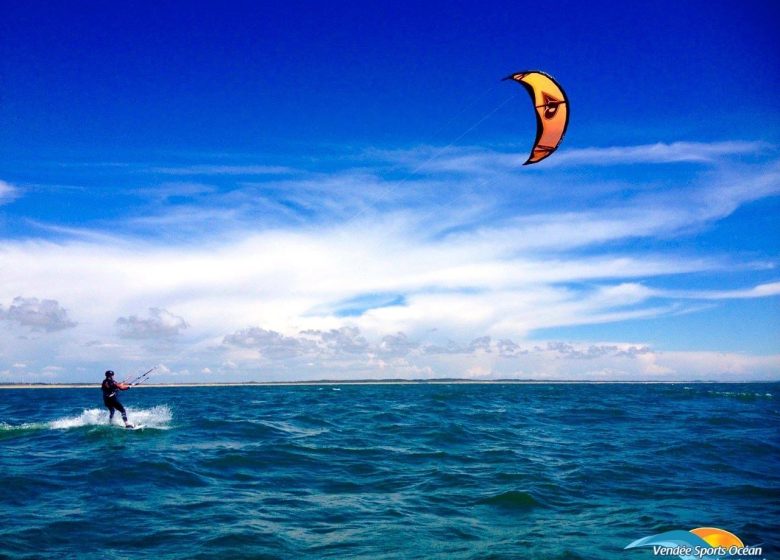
[
  {"x1": 495, "y1": 339, "x2": 529, "y2": 357},
  {"x1": 224, "y1": 326, "x2": 371, "y2": 359},
  {"x1": 116, "y1": 307, "x2": 188, "y2": 339},
  {"x1": 543, "y1": 341, "x2": 653, "y2": 360},
  {"x1": 223, "y1": 327, "x2": 314, "y2": 359},
  {"x1": 377, "y1": 332, "x2": 419, "y2": 358},
  {"x1": 307, "y1": 327, "x2": 371, "y2": 354},
  {"x1": 0, "y1": 297, "x2": 77, "y2": 332},
  {"x1": 222, "y1": 326, "x2": 654, "y2": 365},
  {"x1": 218, "y1": 324, "x2": 779, "y2": 381}
]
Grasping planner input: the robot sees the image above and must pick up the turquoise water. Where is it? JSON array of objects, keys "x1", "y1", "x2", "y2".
[{"x1": 0, "y1": 383, "x2": 777, "y2": 559}]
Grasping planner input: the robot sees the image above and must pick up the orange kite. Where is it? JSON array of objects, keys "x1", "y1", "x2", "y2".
[{"x1": 504, "y1": 71, "x2": 569, "y2": 165}]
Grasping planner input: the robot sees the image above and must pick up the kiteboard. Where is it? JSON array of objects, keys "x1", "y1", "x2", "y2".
[{"x1": 125, "y1": 424, "x2": 145, "y2": 430}]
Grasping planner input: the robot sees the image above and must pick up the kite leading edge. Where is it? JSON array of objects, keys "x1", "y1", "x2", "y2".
[{"x1": 504, "y1": 71, "x2": 569, "y2": 165}]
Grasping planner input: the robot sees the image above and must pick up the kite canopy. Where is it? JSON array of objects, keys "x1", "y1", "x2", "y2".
[{"x1": 504, "y1": 71, "x2": 569, "y2": 165}]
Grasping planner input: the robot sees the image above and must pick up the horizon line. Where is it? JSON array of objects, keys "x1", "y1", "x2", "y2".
[{"x1": 1, "y1": 378, "x2": 776, "y2": 389}]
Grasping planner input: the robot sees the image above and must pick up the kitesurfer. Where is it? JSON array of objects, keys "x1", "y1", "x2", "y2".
[{"x1": 101, "y1": 370, "x2": 133, "y2": 428}]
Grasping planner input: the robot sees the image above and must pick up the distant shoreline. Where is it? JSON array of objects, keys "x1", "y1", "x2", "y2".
[{"x1": 0, "y1": 379, "x2": 770, "y2": 389}]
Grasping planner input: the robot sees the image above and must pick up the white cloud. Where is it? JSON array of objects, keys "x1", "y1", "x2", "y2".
[
  {"x1": 0, "y1": 179, "x2": 20, "y2": 204},
  {"x1": 135, "y1": 182, "x2": 217, "y2": 202},
  {"x1": 659, "y1": 282, "x2": 780, "y2": 300},
  {"x1": 373, "y1": 141, "x2": 772, "y2": 174},
  {"x1": 218, "y1": 329, "x2": 780, "y2": 382},
  {"x1": 377, "y1": 332, "x2": 419, "y2": 358},
  {"x1": 548, "y1": 141, "x2": 771, "y2": 166},
  {"x1": 0, "y1": 296, "x2": 77, "y2": 332},
  {"x1": 116, "y1": 307, "x2": 189, "y2": 339},
  {"x1": 152, "y1": 164, "x2": 296, "y2": 176},
  {"x1": 224, "y1": 327, "x2": 313, "y2": 359},
  {"x1": 0, "y1": 203, "x2": 777, "y2": 381},
  {"x1": 437, "y1": 160, "x2": 780, "y2": 251},
  {"x1": 1, "y1": 141, "x2": 778, "y2": 382},
  {"x1": 223, "y1": 326, "x2": 372, "y2": 359}
]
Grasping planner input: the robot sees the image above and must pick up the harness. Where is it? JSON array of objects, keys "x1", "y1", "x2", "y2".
[{"x1": 102, "y1": 379, "x2": 117, "y2": 399}]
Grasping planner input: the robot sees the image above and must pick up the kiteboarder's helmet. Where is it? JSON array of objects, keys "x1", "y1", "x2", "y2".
[{"x1": 105, "y1": 370, "x2": 114, "y2": 377}]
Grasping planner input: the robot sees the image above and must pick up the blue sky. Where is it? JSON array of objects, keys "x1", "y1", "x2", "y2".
[{"x1": 1, "y1": 1, "x2": 778, "y2": 382}]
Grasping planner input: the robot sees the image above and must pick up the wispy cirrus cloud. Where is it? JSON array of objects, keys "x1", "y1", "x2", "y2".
[
  {"x1": 659, "y1": 281, "x2": 780, "y2": 300},
  {"x1": 138, "y1": 146, "x2": 780, "y2": 248},
  {"x1": 134, "y1": 182, "x2": 217, "y2": 202},
  {"x1": 151, "y1": 164, "x2": 297, "y2": 176},
  {"x1": 435, "y1": 159, "x2": 780, "y2": 251},
  {"x1": 547, "y1": 140, "x2": 773, "y2": 166},
  {"x1": 23, "y1": 142, "x2": 778, "y2": 250},
  {"x1": 373, "y1": 141, "x2": 774, "y2": 174},
  {"x1": 2, "y1": 139, "x2": 778, "y2": 381},
  {"x1": 0, "y1": 179, "x2": 21, "y2": 204}
]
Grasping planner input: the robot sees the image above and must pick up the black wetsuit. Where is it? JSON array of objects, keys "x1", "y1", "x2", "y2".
[{"x1": 101, "y1": 378, "x2": 127, "y2": 423}]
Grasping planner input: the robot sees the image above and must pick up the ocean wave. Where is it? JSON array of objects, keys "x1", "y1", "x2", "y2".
[
  {"x1": 0, "y1": 421, "x2": 48, "y2": 441},
  {"x1": 477, "y1": 490, "x2": 544, "y2": 510},
  {"x1": 253, "y1": 419, "x2": 329, "y2": 438},
  {"x1": 679, "y1": 386, "x2": 774, "y2": 400},
  {"x1": 706, "y1": 390, "x2": 774, "y2": 400}
]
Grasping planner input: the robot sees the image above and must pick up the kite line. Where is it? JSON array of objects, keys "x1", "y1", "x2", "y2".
[{"x1": 125, "y1": 366, "x2": 157, "y2": 387}]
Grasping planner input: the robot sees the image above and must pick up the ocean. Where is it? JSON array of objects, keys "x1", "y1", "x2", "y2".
[{"x1": 0, "y1": 383, "x2": 777, "y2": 559}]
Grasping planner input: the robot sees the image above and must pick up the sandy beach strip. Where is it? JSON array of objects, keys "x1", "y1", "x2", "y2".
[{"x1": 0, "y1": 380, "x2": 721, "y2": 389}]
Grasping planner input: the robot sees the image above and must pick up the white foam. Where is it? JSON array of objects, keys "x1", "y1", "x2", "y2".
[
  {"x1": 49, "y1": 408, "x2": 106, "y2": 429},
  {"x1": 48, "y1": 405, "x2": 173, "y2": 430},
  {"x1": 0, "y1": 421, "x2": 46, "y2": 432}
]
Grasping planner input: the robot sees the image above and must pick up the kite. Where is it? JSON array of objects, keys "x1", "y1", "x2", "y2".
[{"x1": 504, "y1": 70, "x2": 569, "y2": 165}]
